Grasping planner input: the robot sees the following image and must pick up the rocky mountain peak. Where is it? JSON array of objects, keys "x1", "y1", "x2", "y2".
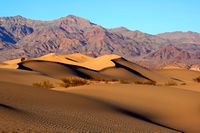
[
  {"x1": 109, "y1": 27, "x2": 130, "y2": 33},
  {"x1": 0, "y1": 15, "x2": 200, "y2": 70},
  {"x1": 158, "y1": 31, "x2": 200, "y2": 44}
]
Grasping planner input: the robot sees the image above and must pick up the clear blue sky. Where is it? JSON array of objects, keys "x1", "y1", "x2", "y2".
[{"x1": 0, "y1": 0, "x2": 199, "y2": 34}]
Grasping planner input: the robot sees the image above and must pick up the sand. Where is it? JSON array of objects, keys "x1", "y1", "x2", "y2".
[
  {"x1": 18, "y1": 55, "x2": 177, "y2": 83},
  {"x1": 157, "y1": 69, "x2": 200, "y2": 92},
  {"x1": 61, "y1": 53, "x2": 94, "y2": 62},
  {"x1": 0, "y1": 68, "x2": 60, "y2": 86},
  {"x1": 1, "y1": 53, "x2": 200, "y2": 132},
  {"x1": 0, "y1": 82, "x2": 178, "y2": 132},
  {"x1": 157, "y1": 69, "x2": 200, "y2": 82},
  {"x1": 30, "y1": 53, "x2": 120, "y2": 71},
  {"x1": 65, "y1": 83, "x2": 200, "y2": 133},
  {"x1": 0, "y1": 59, "x2": 22, "y2": 69}
]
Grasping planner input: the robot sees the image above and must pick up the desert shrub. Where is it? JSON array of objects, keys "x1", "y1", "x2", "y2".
[
  {"x1": 134, "y1": 80, "x2": 156, "y2": 85},
  {"x1": 91, "y1": 78, "x2": 118, "y2": 82},
  {"x1": 144, "y1": 81, "x2": 156, "y2": 85},
  {"x1": 33, "y1": 80, "x2": 55, "y2": 89},
  {"x1": 134, "y1": 81, "x2": 143, "y2": 84},
  {"x1": 109, "y1": 79, "x2": 120, "y2": 82},
  {"x1": 194, "y1": 76, "x2": 200, "y2": 83},
  {"x1": 96, "y1": 79, "x2": 131, "y2": 84},
  {"x1": 119, "y1": 80, "x2": 130, "y2": 84},
  {"x1": 165, "y1": 80, "x2": 178, "y2": 86},
  {"x1": 21, "y1": 57, "x2": 26, "y2": 62},
  {"x1": 91, "y1": 78, "x2": 121, "y2": 84},
  {"x1": 60, "y1": 77, "x2": 89, "y2": 88},
  {"x1": 180, "y1": 82, "x2": 186, "y2": 85}
]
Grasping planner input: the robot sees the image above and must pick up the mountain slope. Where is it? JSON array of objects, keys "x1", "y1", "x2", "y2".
[
  {"x1": 158, "y1": 31, "x2": 200, "y2": 44},
  {"x1": 0, "y1": 15, "x2": 200, "y2": 69},
  {"x1": 139, "y1": 44, "x2": 200, "y2": 68},
  {"x1": 0, "y1": 16, "x2": 162, "y2": 61}
]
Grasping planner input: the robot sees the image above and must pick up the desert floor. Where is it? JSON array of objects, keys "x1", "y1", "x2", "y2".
[{"x1": 0, "y1": 54, "x2": 200, "y2": 132}]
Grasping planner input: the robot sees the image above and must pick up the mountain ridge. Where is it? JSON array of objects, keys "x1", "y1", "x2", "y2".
[{"x1": 0, "y1": 15, "x2": 200, "y2": 69}]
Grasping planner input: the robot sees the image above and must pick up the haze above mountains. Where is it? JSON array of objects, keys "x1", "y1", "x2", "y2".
[{"x1": 0, "y1": 15, "x2": 200, "y2": 69}]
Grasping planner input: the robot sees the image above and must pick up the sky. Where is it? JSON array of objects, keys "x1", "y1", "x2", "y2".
[{"x1": 0, "y1": 0, "x2": 199, "y2": 34}]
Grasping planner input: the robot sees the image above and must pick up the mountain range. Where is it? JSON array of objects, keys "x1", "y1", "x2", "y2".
[{"x1": 0, "y1": 15, "x2": 200, "y2": 69}]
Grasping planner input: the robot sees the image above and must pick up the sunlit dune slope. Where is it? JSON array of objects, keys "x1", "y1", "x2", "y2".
[
  {"x1": 157, "y1": 69, "x2": 200, "y2": 82},
  {"x1": 15, "y1": 53, "x2": 180, "y2": 83},
  {"x1": 0, "y1": 68, "x2": 60, "y2": 86},
  {"x1": 68, "y1": 83, "x2": 200, "y2": 133},
  {"x1": 111, "y1": 58, "x2": 175, "y2": 84},
  {"x1": 31, "y1": 53, "x2": 120, "y2": 71},
  {"x1": 0, "y1": 82, "x2": 178, "y2": 132},
  {"x1": 0, "y1": 59, "x2": 22, "y2": 69},
  {"x1": 157, "y1": 69, "x2": 200, "y2": 92},
  {"x1": 61, "y1": 53, "x2": 94, "y2": 63}
]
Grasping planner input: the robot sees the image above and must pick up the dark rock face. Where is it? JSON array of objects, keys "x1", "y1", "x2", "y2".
[
  {"x1": 0, "y1": 15, "x2": 200, "y2": 69},
  {"x1": 0, "y1": 26, "x2": 16, "y2": 45}
]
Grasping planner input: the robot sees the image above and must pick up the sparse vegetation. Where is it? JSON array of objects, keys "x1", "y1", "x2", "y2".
[
  {"x1": 91, "y1": 78, "x2": 119, "y2": 82},
  {"x1": 134, "y1": 80, "x2": 156, "y2": 85},
  {"x1": 90, "y1": 78, "x2": 122, "y2": 84},
  {"x1": 33, "y1": 80, "x2": 55, "y2": 89},
  {"x1": 60, "y1": 77, "x2": 89, "y2": 88},
  {"x1": 194, "y1": 76, "x2": 200, "y2": 83},
  {"x1": 164, "y1": 80, "x2": 178, "y2": 86},
  {"x1": 109, "y1": 79, "x2": 120, "y2": 82},
  {"x1": 180, "y1": 82, "x2": 186, "y2": 85},
  {"x1": 134, "y1": 81, "x2": 143, "y2": 85},
  {"x1": 119, "y1": 80, "x2": 130, "y2": 84},
  {"x1": 92, "y1": 79, "x2": 132, "y2": 84}
]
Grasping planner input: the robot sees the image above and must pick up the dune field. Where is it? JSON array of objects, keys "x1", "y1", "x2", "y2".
[{"x1": 0, "y1": 53, "x2": 200, "y2": 132}]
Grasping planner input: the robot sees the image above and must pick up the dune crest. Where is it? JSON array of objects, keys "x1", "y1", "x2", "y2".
[
  {"x1": 28, "y1": 53, "x2": 121, "y2": 71},
  {"x1": 0, "y1": 59, "x2": 21, "y2": 69},
  {"x1": 1, "y1": 53, "x2": 200, "y2": 132}
]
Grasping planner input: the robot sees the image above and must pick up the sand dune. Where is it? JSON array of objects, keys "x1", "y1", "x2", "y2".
[
  {"x1": 100, "y1": 67, "x2": 149, "y2": 82},
  {"x1": 0, "y1": 59, "x2": 22, "y2": 69},
  {"x1": 0, "y1": 68, "x2": 60, "y2": 86},
  {"x1": 18, "y1": 60, "x2": 92, "y2": 79},
  {"x1": 0, "y1": 82, "x2": 178, "y2": 132},
  {"x1": 32, "y1": 53, "x2": 79, "y2": 65},
  {"x1": 30, "y1": 53, "x2": 120, "y2": 71},
  {"x1": 18, "y1": 60, "x2": 133, "y2": 81},
  {"x1": 62, "y1": 53, "x2": 94, "y2": 63},
  {"x1": 1, "y1": 53, "x2": 200, "y2": 132},
  {"x1": 18, "y1": 55, "x2": 157, "y2": 82},
  {"x1": 18, "y1": 60, "x2": 116, "y2": 80},
  {"x1": 81, "y1": 54, "x2": 120, "y2": 70},
  {"x1": 157, "y1": 69, "x2": 200, "y2": 92},
  {"x1": 2, "y1": 53, "x2": 170, "y2": 83},
  {"x1": 112, "y1": 58, "x2": 176, "y2": 84},
  {"x1": 157, "y1": 69, "x2": 200, "y2": 82},
  {"x1": 3, "y1": 58, "x2": 22, "y2": 65},
  {"x1": 17, "y1": 54, "x2": 174, "y2": 83},
  {"x1": 67, "y1": 83, "x2": 200, "y2": 133}
]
